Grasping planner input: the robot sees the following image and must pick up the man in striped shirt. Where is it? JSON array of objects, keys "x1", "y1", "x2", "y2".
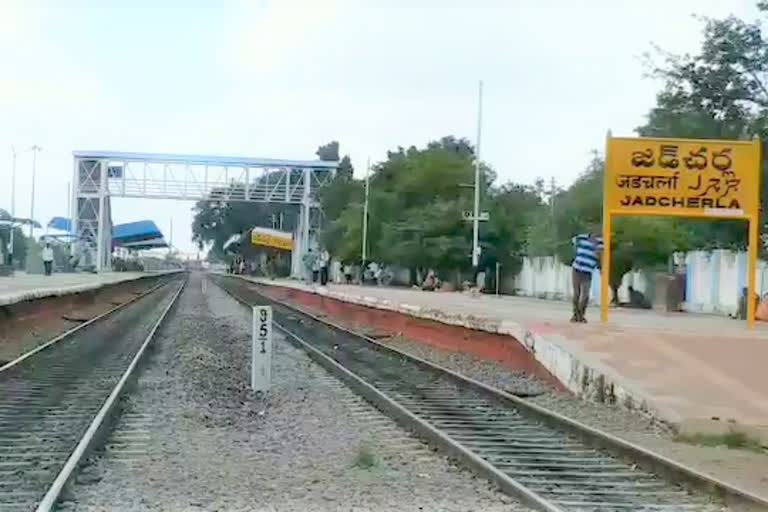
[{"x1": 571, "y1": 231, "x2": 603, "y2": 323}]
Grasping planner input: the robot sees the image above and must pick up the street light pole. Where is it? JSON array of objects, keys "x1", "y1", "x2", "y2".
[
  {"x1": 361, "y1": 157, "x2": 370, "y2": 279},
  {"x1": 472, "y1": 80, "x2": 483, "y2": 268},
  {"x1": 9, "y1": 147, "x2": 17, "y2": 261},
  {"x1": 29, "y1": 145, "x2": 42, "y2": 237}
]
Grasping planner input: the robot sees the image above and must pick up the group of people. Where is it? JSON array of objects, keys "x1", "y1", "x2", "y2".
[
  {"x1": 305, "y1": 248, "x2": 330, "y2": 285},
  {"x1": 341, "y1": 261, "x2": 383, "y2": 285},
  {"x1": 295, "y1": 229, "x2": 606, "y2": 323},
  {"x1": 228, "y1": 255, "x2": 246, "y2": 275},
  {"x1": 305, "y1": 256, "x2": 388, "y2": 287}
]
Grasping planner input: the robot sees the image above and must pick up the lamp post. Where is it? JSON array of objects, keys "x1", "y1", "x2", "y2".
[
  {"x1": 9, "y1": 147, "x2": 18, "y2": 263},
  {"x1": 472, "y1": 80, "x2": 483, "y2": 269},
  {"x1": 29, "y1": 145, "x2": 42, "y2": 237},
  {"x1": 361, "y1": 157, "x2": 370, "y2": 280}
]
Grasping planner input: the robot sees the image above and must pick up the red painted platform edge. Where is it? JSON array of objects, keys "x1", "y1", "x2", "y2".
[{"x1": 257, "y1": 283, "x2": 568, "y2": 393}]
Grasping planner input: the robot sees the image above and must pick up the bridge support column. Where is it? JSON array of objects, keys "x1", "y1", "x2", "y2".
[
  {"x1": 74, "y1": 157, "x2": 113, "y2": 272},
  {"x1": 96, "y1": 160, "x2": 107, "y2": 272},
  {"x1": 299, "y1": 167, "x2": 312, "y2": 280}
]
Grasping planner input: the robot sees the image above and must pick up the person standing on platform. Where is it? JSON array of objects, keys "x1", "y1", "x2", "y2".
[
  {"x1": 571, "y1": 230, "x2": 602, "y2": 323},
  {"x1": 311, "y1": 253, "x2": 321, "y2": 283},
  {"x1": 42, "y1": 242, "x2": 54, "y2": 276},
  {"x1": 319, "y1": 249, "x2": 330, "y2": 285}
]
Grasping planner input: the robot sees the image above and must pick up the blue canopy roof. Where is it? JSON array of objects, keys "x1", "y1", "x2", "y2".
[
  {"x1": 48, "y1": 217, "x2": 72, "y2": 232},
  {"x1": 1, "y1": 209, "x2": 41, "y2": 228},
  {"x1": 119, "y1": 238, "x2": 168, "y2": 250},
  {"x1": 112, "y1": 220, "x2": 164, "y2": 244}
]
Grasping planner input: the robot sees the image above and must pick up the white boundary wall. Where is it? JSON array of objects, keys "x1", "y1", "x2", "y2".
[{"x1": 512, "y1": 250, "x2": 768, "y2": 315}]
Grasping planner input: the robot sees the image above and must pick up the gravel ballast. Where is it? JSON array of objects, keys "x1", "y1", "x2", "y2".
[
  {"x1": 65, "y1": 273, "x2": 528, "y2": 512},
  {"x1": 380, "y1": 336, "x2": 669, "y2": 438}
]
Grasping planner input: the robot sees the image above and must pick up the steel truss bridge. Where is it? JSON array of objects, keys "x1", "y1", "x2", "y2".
[{"x1": 72, "y1": 151, "x2": 337, "y2": 273}]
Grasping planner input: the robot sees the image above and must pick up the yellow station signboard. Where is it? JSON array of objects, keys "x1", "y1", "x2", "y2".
[
  {"x1": 251, "y1": 228, "x2": 293, "y2": 251},
  {"x1": 605, "y1": 137, "x2": 761, "y2": 219},
  {"x1": 603, "y1": 136, "x2": 762, "y2": 327}
]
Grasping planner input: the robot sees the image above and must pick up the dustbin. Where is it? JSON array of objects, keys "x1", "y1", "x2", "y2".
[{"x1": 654, "y1": 273, "x2": 684, "y2": 312}]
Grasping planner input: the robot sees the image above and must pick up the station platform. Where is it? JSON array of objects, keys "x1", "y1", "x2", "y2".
[
  {"x1": 0, "y1": 271, "x2": 176, "y2": 306},
  {"x1": 243, "y1": 276, "x2": 768, "y2": 440}
]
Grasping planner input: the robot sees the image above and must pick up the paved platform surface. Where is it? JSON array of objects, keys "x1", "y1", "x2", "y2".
[
  {"x1": 0, "y1": 271, "x2": 174, "y2": 306},
  {"x1": 247, "y1": 277, "x2": 768, "y2": 437}
]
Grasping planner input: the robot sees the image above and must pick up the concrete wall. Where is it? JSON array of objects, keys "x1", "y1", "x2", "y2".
[
  {"x1": 512, "y1": 256, "x2": 647, "y2": 305},
  {"x1": 684, "y1": 250, "x2": 768, "y2": 315},
  {"x1": 513, "y1": 250, "x2": 767, "y2": 315}
]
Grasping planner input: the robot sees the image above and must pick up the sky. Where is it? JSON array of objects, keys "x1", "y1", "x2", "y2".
[{"x1": 0, "y1": 0, "x2": 760, "y2": 254}]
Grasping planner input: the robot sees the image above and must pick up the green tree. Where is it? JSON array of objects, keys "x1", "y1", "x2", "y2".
[
  {"x1": 316, "y1": 140, "x2": 353, "y2": 180},
  {"x1": 318, "y1": 137, "x2": 481, "y2": 281},
  {"x1": 192, "y1": 179, "x2": 299, "y2": 260},
  {"x1": 484, "y1": 183, "x2": 544, "y2": 275},
  {"x1": 316, "y1": 141, "x2": 340, "y2": 161},
  {"x1": 316, "y1": 140, "x2": 358, "y2": 224},
  {"x1": 526, "y1": 154, "x2": 694, "y2": 300},
  {"x1": 193, "y1": 142, "x2": 353, "y2": 260},
  {"x1": 0, "y1": 227, "x2": 28, "y2": 266},
  {"x1": 525, "y1": 153, "x2": 603, "y2": 261},
  {"x1": 318, "y1": 135, "x2": 543, "y2": 285},
  {"x1": 639, "y1": 3, "x2": 768, "y2": 248},
  {"x1": 0, "y1": 209, "x2": 29, "y2": 265}
]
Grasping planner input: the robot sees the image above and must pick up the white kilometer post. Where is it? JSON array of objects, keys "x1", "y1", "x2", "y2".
[{"x1": 251, "y1": 306, "x2": 272, "y2": 392}]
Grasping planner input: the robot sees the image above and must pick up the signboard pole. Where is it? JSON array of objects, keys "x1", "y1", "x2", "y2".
[
  {"x1": 251, "y1": 306, "x2": 273, "y2": 392},
  {"x1": 601, "y1": 217, "x2": 611, "y2": 324},
  {"x1": 601, "y1": 133, "x2": 612, "y2": 324},
  {"x1": 748, "y1": 218, "x2": 759, "y2": 329}
]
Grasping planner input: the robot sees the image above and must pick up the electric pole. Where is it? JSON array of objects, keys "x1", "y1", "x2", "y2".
[
  {"x1": 29, "y1": 145, "x2": 42, "y2": 237},
  {"x1": 549, "y1": 176, "x2": 557, "y2": 217},
  {"x1": 361, "y1": 157, "x2": 370, "y2": 276},
  {"x1": 9, "y1": 147, "x2": 17, "y2": 261},
  {"x1": 472, "y1": 80, "x2": 483, "y2": 268}
]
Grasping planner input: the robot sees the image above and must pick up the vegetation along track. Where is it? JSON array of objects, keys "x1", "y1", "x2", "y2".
[
  {"x1": 0, "y1": 273, "x2": 185, "y2": 512},
  {"x1": 210, "y1": 274, "x2": 768, "y2": 512}
]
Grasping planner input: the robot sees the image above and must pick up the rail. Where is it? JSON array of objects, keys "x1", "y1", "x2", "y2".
[
  {"x1": 210, "y1": 274, "x2": 768, "y2": 512},
  {"x1": 0, "y1": 274, "x2": 185, "y2": 511}
]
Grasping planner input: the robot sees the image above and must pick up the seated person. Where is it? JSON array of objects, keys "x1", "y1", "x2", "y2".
[
  {"x1": 626, "y1": 286, "x2": 651, "y2": 309},
  {"x1": 421, "y1": 270, "x2": 436, "y2": 291}
]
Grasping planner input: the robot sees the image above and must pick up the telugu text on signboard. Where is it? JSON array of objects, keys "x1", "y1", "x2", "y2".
[{"x1": 605, "y1": 137, "x2": 761, "y2": 219}]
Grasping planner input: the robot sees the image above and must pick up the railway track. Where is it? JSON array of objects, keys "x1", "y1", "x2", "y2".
[
  {"x1": 210, "y1": 274, "x2": 768, "y2": 512},
  {"x1": 0, "y1": 274, "x2": 185, "y2": 512}
]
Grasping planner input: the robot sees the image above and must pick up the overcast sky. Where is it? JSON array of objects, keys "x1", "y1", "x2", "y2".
[{"x1": 0, "y1": 0, "x2": 759, "y2": 254}]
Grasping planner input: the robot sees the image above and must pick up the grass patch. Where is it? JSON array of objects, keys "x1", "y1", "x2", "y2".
[
  {"x1": 353, "y1": 442, "x2": 380, "y2": 469},
  {"x1": 675, "y1": 429, "x2": 764, "y2": 452}
]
